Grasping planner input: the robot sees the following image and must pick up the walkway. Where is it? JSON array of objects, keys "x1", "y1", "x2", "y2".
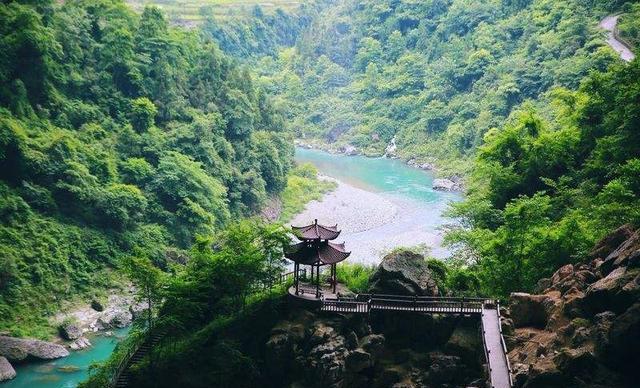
[
  {"x1": 482, "y1": 304, "x2": 513, "y2": 388},
  {"x1": 319, "y1": 294, "x2": 512, "y2": 388},
  {"x1": 600, "y1": 15, "x2": 635, "y2": 62}
]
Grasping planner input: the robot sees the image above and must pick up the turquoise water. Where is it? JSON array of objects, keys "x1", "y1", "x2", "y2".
[
  {"x1": 3, "y1": 328, "x2": 129, "y2": 388},
  {"x1": 294, "y1": 148, "x2": 461, "y2": 260},
  {"x1": 295, "y1": 148, "x2": 444, "y2": 203}
]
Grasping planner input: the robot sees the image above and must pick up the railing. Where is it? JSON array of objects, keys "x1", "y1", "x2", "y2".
[
  {"x1": 321, "y1": 294, "x2": 494, "y2": 315},
  {"x1": 319, "y1": 293, "x2": 511, "y2": 387},
  {"x1": 496, "y1": 302, "x2": 514, "y2": 387},
  {"x1": 107, "y1": 327, "x2": 149, "y2": 387},
  {"x1": 481, "y1": 302, "x2": 513, "y2": 388}
]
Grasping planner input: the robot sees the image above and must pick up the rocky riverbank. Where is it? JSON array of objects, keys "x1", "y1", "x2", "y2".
[
  {"x1": 294, "y1": 140, "x2": 464, "y2": 192},
  {"x1": 289, "y1": 175, "x2": 453, "y2": 263},
  {"x1": 291, "y1": 176, "x2": 399, "y2": 235},
  {"x1": 0, "y1": 288, "x2": 146, "y2": 382}
]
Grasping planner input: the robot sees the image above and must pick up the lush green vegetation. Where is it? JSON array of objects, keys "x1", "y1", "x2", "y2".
[
  {"x1": 335, "y1": 262, "x2": 375, "y2": 293},
  {"x1": 446, "y1": 60, "x2": 640, "y2": 296},
  {"x1": 278, "y1": 162, "x2": 336, "y2": 222},
  {"x1": 81, "y1": 219, "x2": 290, "y2": 388},
  {"x1": 618, "y1": 2, "x2": 640, "y2": 49},
  {"x1": 0, "y1": 0, "x2": 293, "y2": 337},
  {"x1": 252, "y1": 0, "x2": 624, "y2": 174}
]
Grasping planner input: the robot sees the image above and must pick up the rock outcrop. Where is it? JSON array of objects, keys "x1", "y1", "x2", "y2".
[
  {"x1": 60, "y1": 323, "x2": 82, "y2": 340},
  {"x1": 0, "y1": 336, "x2": 69, "y2": 362},
  {"x1": 68, "y1": 337, "x2": 92, "y2": 351},
  {"x1": 264, "y1": 305, "x2": 482, "y2": 387},
  {"x1": 369, "y1": 250, "x2": 439, "y2": 296},
  {"x1": 432, "y1": 177, "x2": 463, "y2": 192},
  {"x1": 506, "y1": 226, "x2": 640, "y2": 387},
  {"x1": 0, "y1": 356, "x2": 16, "y2": 382}
]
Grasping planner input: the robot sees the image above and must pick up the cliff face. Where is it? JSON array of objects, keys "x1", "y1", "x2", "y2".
[
  {"x1": 504, "y1": 225, "x2": 640, "y2": 388},
  {"x1": 265, "y1": 309, "x2": 484, "y2": 388}
]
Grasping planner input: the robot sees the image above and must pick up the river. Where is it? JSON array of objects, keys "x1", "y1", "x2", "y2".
[
  {"x1": 2, "y1": 328, "x2": 129, "y2": 388},
  {"x1": 293, "y1": 148, "x2": 461, "y2": 263}
]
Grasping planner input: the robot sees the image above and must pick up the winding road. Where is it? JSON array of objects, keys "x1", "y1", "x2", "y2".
[{"x1": 600, "y1": 15, "x2": 635, "y2": 62}]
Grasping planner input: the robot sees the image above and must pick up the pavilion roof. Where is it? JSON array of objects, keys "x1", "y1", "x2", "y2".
[
  {"x1": 284, "y1": 240, "x2": 351, "y2": 265},
  {"x1": 291, "y1": 219, "x2": 340, "y2": 241}
]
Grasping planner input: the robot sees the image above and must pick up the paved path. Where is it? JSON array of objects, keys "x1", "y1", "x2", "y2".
[
  {"x1": 600, "y1": 15, "x2": 635, "y2": 62},
  {"x1": 482, "y1": 306, "x2": 512, "y2": 388}
]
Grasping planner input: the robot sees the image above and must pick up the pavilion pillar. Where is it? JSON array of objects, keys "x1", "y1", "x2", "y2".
[
  {"x1": 316, "y1": 264, "x2": 320, "y2": 298},
  {"x1": 295, "y1": 263, "x2": 299, "y2": 295},
  {"x1": 332, "y1": 263, "x2": 337, "y2": 294}
]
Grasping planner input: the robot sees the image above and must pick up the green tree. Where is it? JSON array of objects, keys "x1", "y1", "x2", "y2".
[
  {"x1": 123, "y1": 253, "x2": 165, "y2": 329},
  {"x1": 130, "y1": 97, "x2": 158, "y2": 132}
]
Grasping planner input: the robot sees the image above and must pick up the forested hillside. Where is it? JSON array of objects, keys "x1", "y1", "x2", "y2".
[
  {"x1": 0, "y1": 0, "x2": 292, "y2": 336},
  {"x1": 447, "y1": 60, "x2": 640, "y2": 295},
  {"x1": 252, "y1": 0, "x2": 625, "y2": 173}
]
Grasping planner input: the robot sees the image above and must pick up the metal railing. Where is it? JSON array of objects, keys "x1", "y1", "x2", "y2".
[
  {"x1": 496, "y1": 302, "x2": 514, "y2": 387},
  {"x1": 321, "y1": 294, "x2": 494, "y2": 315}
]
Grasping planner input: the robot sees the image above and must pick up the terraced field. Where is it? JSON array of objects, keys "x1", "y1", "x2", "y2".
[{"x1": 127, "y1": 0, "x2": 305, "y2": 25}]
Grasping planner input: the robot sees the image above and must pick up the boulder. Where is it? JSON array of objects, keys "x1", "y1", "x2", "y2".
[
  {"x1": 554, "y1": 347, "x2": 596, "y2": 375},
  {"x1": 369, "y1": 250, "x2": 438, "y2": 296},
  {"x1": 97, "y1": 310, "x2": 133, "y2": 329},
  {"x1": 0, "y1": 357, "x2": 16, "y2": 382},
  {"x1": 589, "y1": 224, "x2": 635, "y2": 261},
  {"x1": 360, "y1": 334, "x2": 385, "y2": 356},
  {"x1": 432, "y1": 178, "x2": 455, "y2": 192},
  {"x1": 345, "y1": 349, "x2": 372, "y2": 373},
  {"x1": 593, "y1": 311, "x2": 616, "y2": 357},
  {"x1": 0, "y1": 336, "x2": 69, "y2": 362},
  {"x1": 509, "y1": 293, "x2": 550, "y2": 328},
  {"x1": 608, "y1": 302, "x2": 640, "y2": 370},
  {"x1": 444, "y1": 325, "x2": 480, "y2": 363},
  {"x1": 600, "y1": 229, "x2": 640, "y2": 276},
  {"x1": 305, "y1": 323, "x2": 349, "y2": 384},
  {"x1": 91, "y1": 299, "x2": 105, "y2": 312},
  {"x1": 522, "y1": 357, "x2": 566, "y2": 388},
  {"x1": 68, "y1": 337, "x2": 91, "y2": 351},
  {"x1": 550, "y1": 264, "x2": 574, "y2": 285},
  {"x1": 424, "y1": 352, "x2": 464, "y2": 385},
  {"x1": 534, "y1": 278, "x2": 551, "y2": 293},
  {"x1": 341, "y1": 145, "x2": 358, "y2": 156},
  {"x1": 59, "y1": 323, "x2": 82, "y2": 341},
  {"x1": 585, "y1": 267, "x2": 640, "y2": 314}
]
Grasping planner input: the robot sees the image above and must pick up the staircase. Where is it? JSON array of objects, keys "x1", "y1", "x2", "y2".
[{"x1": 113, "y1": 330, "x2": 165, "y2": 388}]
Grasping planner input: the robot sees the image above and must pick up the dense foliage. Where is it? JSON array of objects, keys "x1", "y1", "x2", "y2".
[
  {"x1": 0, "y1": 0, "x2": 293, "y2": 336},
  {"x1": 446, "y1": 60, "x2": 640, "y2": 296},
  {"x1": 617, "y1": 2, "x2": 640, "y2": 49},
  {"x1": 278, "y1": 162, "x2": 336, "y2": 222},
  {"x1": 200, "y1": 2, "x2": 325, "y2": 59},
  {"x1": 81, "y1": 219, "x2": 290, "y2": 388},
  {"x1": 253, "y1": 0, "x2": 624, "y2": 173}
]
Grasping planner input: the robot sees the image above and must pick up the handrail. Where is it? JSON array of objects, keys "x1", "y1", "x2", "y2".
[
  {"x1": 356, "y1": 293, "x2": 491, "y2": 302},
  {"x1": 496, "y1": 302, "x2": 514, "y2": 387},
  {"x1": 320, "y1": 293, "x2": 510, "y2": 387},
  {"x1": 108, "y1": 326, "x2": 149, "y2": 387}
]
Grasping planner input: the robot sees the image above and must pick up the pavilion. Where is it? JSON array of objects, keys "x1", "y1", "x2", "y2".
[{"x1": 285, "y1": 219, "x2": 351, "y2": 298}]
